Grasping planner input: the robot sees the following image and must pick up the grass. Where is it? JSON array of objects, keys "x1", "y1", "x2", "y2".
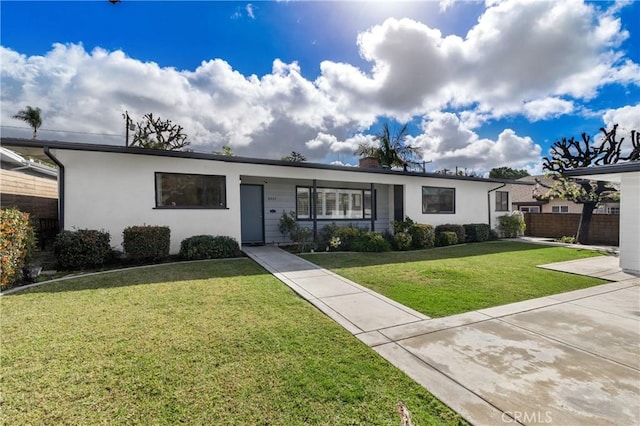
[
  {"x1": 300, "y1": 241, "x2": 607, "y2": 318},
  {"x1": 1, "y1": 259, "x2": 464, "y2": 425}
]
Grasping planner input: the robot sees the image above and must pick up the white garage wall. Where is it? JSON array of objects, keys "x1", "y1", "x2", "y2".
[{"x1": 620, "y1": 172, "x2": 640, "y2": 275}]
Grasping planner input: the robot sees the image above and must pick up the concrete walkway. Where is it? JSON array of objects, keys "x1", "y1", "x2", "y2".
[{"x1": 244, "y1": 246, "x2": 640, "y2": 425}]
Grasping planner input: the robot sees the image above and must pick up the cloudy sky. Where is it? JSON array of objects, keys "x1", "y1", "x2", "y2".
[{"x1": 1, "y1": 0, "x2": 638, "y2": 174}]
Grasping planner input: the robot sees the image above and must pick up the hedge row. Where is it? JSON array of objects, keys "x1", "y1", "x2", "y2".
[
  {"x1": 316, "y1": 218, "x2": 500, "y2": 253},
  {"x1": 52, "y1": 226, "x2": 242, "y2": 270}
]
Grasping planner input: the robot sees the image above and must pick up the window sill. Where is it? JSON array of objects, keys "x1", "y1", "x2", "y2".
[
  {"x1": 422, "y1": 212, "x2": 455, "y2": 214},
  {"x1": 154, "y1": 206, "x2": 229, "y2": 210}
]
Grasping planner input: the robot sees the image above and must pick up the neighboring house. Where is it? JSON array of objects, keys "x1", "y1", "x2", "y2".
[
  {"x1": 508, "y1": 175, "x2": 620, "y2": 214},
  {"x1": 0, "y1": 147, "x2": 58, "y2": 220},
  {"x1": 2, "y1": 138, "x2": 525, "y2": 254}
]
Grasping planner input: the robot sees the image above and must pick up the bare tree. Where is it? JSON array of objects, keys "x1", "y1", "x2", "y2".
[
  {"x1": 536, "y1": 124, "x2": 639, "y2": 244},
  {"x1": 129, "y1": 113, "x2": 189, "y2": 151}
]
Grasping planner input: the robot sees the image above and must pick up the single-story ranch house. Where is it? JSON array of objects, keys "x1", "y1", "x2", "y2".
[{"x1": 2, "y1": 138, "x2": 528, "y2": 254}]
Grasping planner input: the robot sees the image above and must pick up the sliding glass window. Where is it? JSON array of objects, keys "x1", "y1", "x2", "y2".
[
  {"x1": 297, "y1": 187, "x2": 373, "y2": 220},
  {"x1": 156, "y1": 173, "x2": 226, "y2": 208}
]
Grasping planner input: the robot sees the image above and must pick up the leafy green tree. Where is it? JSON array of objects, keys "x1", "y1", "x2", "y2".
[
  {"x1": 13, "y1": 106, "x2": 42, "y2": 140},
  {"x1": 489, "y1": 167, "x2": 530, "y2": 180},
  {"x1": 536, "y1": 124, "x2": 639, "y2": 244},
  {"x1": 281, "y1": 151, "x2": 307, "y2": 162},
  {"x1": 130, "y1": 113, "x2": 189, "y2": 150},
  {"x1": 355, "y1": 123, "x2": 419, "y2": 169},
  {"x1": 214, "y1": 146, "x2": 234, "y2": 156}
]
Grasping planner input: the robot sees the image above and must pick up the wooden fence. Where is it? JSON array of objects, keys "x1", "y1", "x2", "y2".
[
  {"x1": 524, "y1": 213, "x2": 619, "y2": 245},
  {"x1": 0, "y1": 169, "x2": 58, "y2": 220}
]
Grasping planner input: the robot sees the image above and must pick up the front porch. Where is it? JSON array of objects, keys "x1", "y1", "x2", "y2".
[{"x1": 239, "y1": 176, "x2": 399, "y2": 245}]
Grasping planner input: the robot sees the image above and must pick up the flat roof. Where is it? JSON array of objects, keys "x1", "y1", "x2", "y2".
[
  {"x1": 1, "y1": 137, "x2": 531, "y2": 185},
  {"x1": 563, "y1": 162, "x2": 640, "y2": 183}
]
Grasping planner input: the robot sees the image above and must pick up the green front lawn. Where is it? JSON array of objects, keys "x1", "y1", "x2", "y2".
[
  {"x1": 1, "y1": 259, "x2": 463, "y2": 425},
  {"x1": 301, "y1": 241, "x2": 607, "y2": 318}
]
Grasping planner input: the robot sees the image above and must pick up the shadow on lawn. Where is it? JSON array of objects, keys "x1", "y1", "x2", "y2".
[
  {"x1": 3, "y1": 258, "x2": 267, "y2": 296},
  {"x1": 299, "y1": 241, "x2": 604, "y2": 270}
]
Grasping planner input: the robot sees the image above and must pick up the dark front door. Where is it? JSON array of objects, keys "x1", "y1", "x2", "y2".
[
  {"x1": 240, "y1": 184, "x2": 264, "y2": 245},
  {"x1": 394, "y1": 185, "x2": 404, "y2": 222}
]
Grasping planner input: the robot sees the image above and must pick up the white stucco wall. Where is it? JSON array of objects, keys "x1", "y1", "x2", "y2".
[
  {"x1": 55, "y1": 149, "x2": 243, "y2": 253},
  {"x1": 619, "y1": 172, "x2": 640, "y2": 275},
  {"x1": 404, "y1": 181, "x2": 507, "y2": 230},
  {"x1": 54, "y1": 148, "x2": 510, "y2": 253}
]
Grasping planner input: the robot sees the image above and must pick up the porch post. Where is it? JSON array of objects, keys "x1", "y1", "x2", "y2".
[
  {"x1": 312, "y1": 179, "x2": 318, "y2": 241},
  {"x1": 370, "y1": 183, "x2": 375, "y2": 232}
]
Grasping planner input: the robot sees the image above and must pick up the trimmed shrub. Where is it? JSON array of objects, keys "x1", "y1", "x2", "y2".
[
  {"x1": 393, "y1": 232, "x2": 413, "y2": 251},
  {"x1": 290, "y1": 225, "x2": 312, "y2": 244},
  {"x1": 408, "y1": 224, "x2": 435, "y2": 249},
  {"x1": 463, "y1": 223, "x2": 491, "y2": 243},
  {"x1": 180, "y1": 235, "x2": 241, "y2": 260},
  {"x1": 122, "y1": 225, "x2": 170, "y2": 261},
  {"x1": 437, "y1": 231, "x2": 458, "y2": 247},
  {"x1": 54, "y1": 229, "x2": 111, "y2": 270},
  {"x1": 278, "y1": 211, "x2": 296, "y2": 240},
  {"x1": 488, "y1": 229, "x2": 500, "y2": 241},
  {"x1": 557, "y1": 236, "x2": 576, "y2": 244},
  {"x1": 318, "y1": 222, "x2": 340, "y2": 247},
  {"x1": 352, "y1": 232, "x2": 391, "y2": 252},
  {"x1": 392, "y1": 216, "x2": 415, "y2": 234},
  {"x1": 435, "y1": 224, "x2": 465, "y2": 244},
  {"x1": 498, "y1": 212, "x2": 526, "y2": 238},
  {"x1": 1, "y1": 208, "x2": 36, "y2": 288},
  {"x1": 279, "y1": 211, "x2": 312, "y2": 245},
  {"x1": 332, "y1": 226, "x2": 367, "y2": 251}
]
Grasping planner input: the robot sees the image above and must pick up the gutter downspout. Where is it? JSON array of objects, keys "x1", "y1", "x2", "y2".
[
  {"x1": 370, "y1": 183, "x2": 375, "y2": 232},
  {"x1": 44, "y1": 147, "x2": 64, "y2": 230},
  {"x1": 312, "y1": 179, "x2": 318, "y2": 242},
  {"x1": 487, "y1": 183, "x2": 506, "y2": 229}
]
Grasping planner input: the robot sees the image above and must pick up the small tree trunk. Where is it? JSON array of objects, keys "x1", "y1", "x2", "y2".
[{"x1": 576, "y1": 202, "x2": 597, "y2": 244}]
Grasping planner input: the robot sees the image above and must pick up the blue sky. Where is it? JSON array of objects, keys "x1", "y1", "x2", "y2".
[{"x1": 1, "y1": 0, "x2": 638, "y2": 174}]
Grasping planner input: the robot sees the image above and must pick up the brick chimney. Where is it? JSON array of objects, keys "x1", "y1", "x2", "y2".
[{"x1": 359, "y1": 157, "x2": 380, "y2": 168}]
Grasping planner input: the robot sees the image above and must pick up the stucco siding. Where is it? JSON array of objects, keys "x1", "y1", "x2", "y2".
[
  {"x1": 52, "y1": 148, "x2": 509, "y2": 254},
  {"x1": 405, "y1": 180, "x2": 501, "y2": 228},
  {"x1": 55, "y1": 149, "x2": 242, "y2": 253}
]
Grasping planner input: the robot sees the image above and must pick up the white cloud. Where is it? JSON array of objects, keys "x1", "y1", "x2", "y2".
[
  {"x1": 409, "y1": 112, "x2": 542, "y2": 173},
  {"x1": 330, "y1": 160, "x2": 356, "y2": 167},
  {"x1": 523, "y1": 98, "x2": 575, "y2": 121},
  {"x1": 318, "y1": 0, "x2": 637, "y2": 121},
  {"x1": 0, "y1": 44, "x2": 358, "y2": 160},
  {"x1": 246, "y1": 3, "x2": 255, "y2": 19},
  {"x1": 602, "y1": 104, "x2": 640, "y2": 132},
  {"x1": 0, "y1": 0, "x2": 637, "y2": 167},
  {"x1": 439, "y1": 0, "x2": 456, "y2": 12},
  {"x1": 305, "y1": 132, "x2": 374, "y2": 155}
]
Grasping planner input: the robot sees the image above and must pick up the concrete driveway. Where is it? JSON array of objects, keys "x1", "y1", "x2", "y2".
[
  {"x1": 245, "y1": 247, "x2": 640, "y2": 425},
  {"x1": 378, "y1": 277, "x2": 639, "y2": 425}
]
